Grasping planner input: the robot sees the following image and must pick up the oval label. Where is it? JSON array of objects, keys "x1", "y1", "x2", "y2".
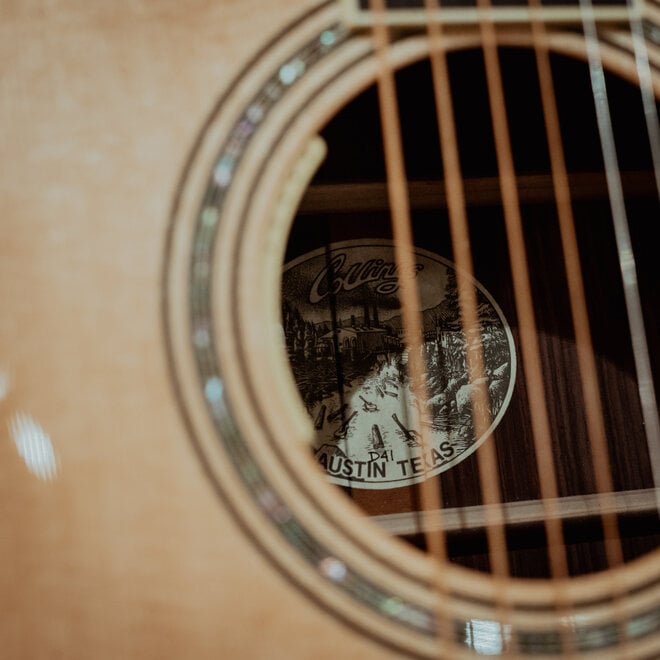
[{"x1": 282, "y1": 240, "x2": 516, "y2": 489}]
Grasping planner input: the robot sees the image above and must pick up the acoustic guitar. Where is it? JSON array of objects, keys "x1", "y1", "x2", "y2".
[{"x1": 2, "y1": 0, "x2": 659, "y2": 656}]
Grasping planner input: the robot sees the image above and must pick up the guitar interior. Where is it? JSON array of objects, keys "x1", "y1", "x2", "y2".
[{"x1": 283, "y1": 46, "x2": 660, "y2": 578}]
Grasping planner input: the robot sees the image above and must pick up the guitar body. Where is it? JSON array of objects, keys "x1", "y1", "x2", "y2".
[
  {"x1": 1, "y1": 0, "x2": 659, "y2": 657},
  {"x1": 0, "y1": 1, "x2": 376, "y2": 657}
]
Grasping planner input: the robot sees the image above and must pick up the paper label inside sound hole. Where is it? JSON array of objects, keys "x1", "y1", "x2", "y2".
[{"x1": 282, "y1": 239, "x2": 516, "y2": 490}]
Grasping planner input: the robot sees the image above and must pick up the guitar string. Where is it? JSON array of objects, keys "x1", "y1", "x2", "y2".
[
  {"x1": 472, "y1": 0, "x2": 577, "y2": 593},
  {"x1": 369, "y1": 0, "x2": 526, "y2": 652},
  {"x1": 466, "y1": 0, "x2": 642, "y2": 604},
  {"x1": 462, "y1": 0, "x2": 647, "y2": 643},
  {"x1": 421, "y1": 0, "x2": 513, "y2": 585},
  {"x1": 626, "y1": 0, "x2": 660, "y2": 198},
  {"x1": 371, "y1": 0, "x2": 571, "y2": 652},
  {"x1": 368, "y1": 1, "x2": 572, "y2": 651},
  {"x1": 552, "y1": 0, "x2": 660, "y2": 644},
  {"x1": 368, "y1": 1, "x2": 452, "y2": 655},
  {"x1": 623, "y1": 0, "x2": 660, "y2": 510},
  {"x1": 419, "y1": 2, "x2": 518, "y2": 651},
  {"x1": 417, "y1": 0, "x2": 634, "y2": 649},
  {"x1": 426, "y1": 0, "x2": 658, "y2": 637},
  {"x1": 578, "y1": 0, "x2": 658, "y2": 566},
  {"x1": 524, "y1": 0, "x2": 635, "y2": 650},
  {"x1": 424, "y1": 0, "x2": 511, "y2": 655},
  {"x1": 527, "y1": 0, "x2": 625, "y2": 573},
  {"x1": 461, "y1": 0, "x2": 589, "y2": 653},
  {"x1": 526, "y1": 0, "x2": 660, "y2": 623},
  {"x1": 367, "y1": 0, "x2": 655, "y2": 651},
  {"x1": 412, "y1": 0, "x2": 579, "y2": 603}
]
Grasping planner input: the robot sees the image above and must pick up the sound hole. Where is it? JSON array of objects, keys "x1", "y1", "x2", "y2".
[{"x1": 282, "y1": 47, "x2": 660, "y2": 578}]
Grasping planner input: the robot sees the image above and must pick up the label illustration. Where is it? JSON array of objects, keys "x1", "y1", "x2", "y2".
[{"x1": 282, "y1": 240, "x2": 516, "y2": 489}]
